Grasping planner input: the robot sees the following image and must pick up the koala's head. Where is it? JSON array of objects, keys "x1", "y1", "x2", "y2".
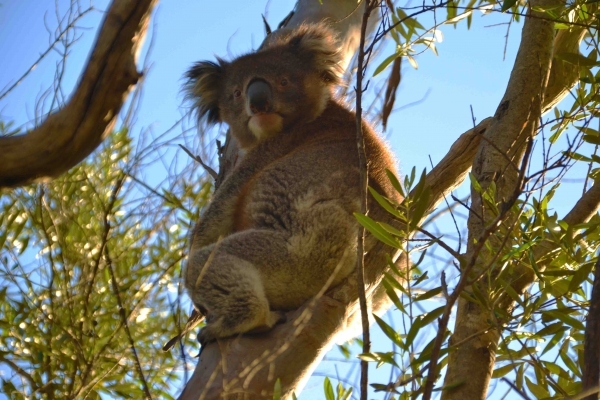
[{"x1": 185, "y1": 24, "x2": 342, "y2": 149}]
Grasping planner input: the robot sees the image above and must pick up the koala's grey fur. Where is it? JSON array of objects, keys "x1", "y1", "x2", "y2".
[{"x1": 184, "y1": 24, "x2": 401, "y2": 345}]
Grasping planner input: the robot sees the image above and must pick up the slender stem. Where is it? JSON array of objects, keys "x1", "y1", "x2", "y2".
[
  {"x1": 106, "y1": 245, "x2": 153, "y2": 399},
  {"x1": 355, "y1": 1, "x2": 377, "y2": 399}
]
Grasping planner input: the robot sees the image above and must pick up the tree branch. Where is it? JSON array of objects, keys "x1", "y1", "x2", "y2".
[{"x1": 0, "y1": 0, "x2": 157, "y2": 188}]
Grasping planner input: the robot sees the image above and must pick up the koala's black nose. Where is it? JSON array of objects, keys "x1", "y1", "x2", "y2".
[{"x1": 247, "y1": 79, "x2": 273, "y2": 114}]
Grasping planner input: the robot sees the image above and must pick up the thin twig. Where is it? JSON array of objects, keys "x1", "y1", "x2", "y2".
[
  {"x1": 500, "y1": 377, "x2": 532, "y2": 400},
  {"x1": 105, "y1": 245, "x2": 153, "y2": 399},
  {"x1": 0, "y1": 6, "x2": 95, "y2": 101},
  {"x1": 179, "y1": 144, "x2": 218, "y2": 180},
  {"x1": 415, "y1": 226, "x2": 463, "y2": 262},
  {"x1": 355, "y1": 1, "x2": 378, "y2": 399}
]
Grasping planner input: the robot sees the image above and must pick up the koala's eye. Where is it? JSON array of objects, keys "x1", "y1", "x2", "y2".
[
  {"x1": 280, "y1": 78, "x2": 288, "y2": 87},
  {"x1": 233, "y1": 89, "x2": 242, "y2": 98}
]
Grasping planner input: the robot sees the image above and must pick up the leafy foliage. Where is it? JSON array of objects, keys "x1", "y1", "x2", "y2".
[{"x1": 0, "y1": 128, "x2": 211, "y2": 399}]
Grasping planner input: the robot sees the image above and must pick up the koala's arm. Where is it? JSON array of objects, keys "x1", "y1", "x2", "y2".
[{"x1": 189, "y1": 194, "x2": 236, "y2": 250}]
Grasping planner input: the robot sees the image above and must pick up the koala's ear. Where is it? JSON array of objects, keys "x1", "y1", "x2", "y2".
[
  {"x1": 287, "y1": 25, "x2": 342, "y2": 85},
  {"x1": 185, "y1": 59, "x2": 227, "y2": 124}
]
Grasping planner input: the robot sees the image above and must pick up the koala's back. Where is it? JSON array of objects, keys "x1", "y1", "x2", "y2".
[{"x1": 223, "y1": 99, "x2": 399, "y2": 309}]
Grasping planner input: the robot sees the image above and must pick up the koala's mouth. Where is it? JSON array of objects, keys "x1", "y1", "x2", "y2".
[{"x1": 248, "y1": 112, "x2": 284, "y2": 140}]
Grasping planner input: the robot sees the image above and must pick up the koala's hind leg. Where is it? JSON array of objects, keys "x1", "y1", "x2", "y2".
[{"x1": 186, "y1": 249, "x2": 283, "y2": 345}]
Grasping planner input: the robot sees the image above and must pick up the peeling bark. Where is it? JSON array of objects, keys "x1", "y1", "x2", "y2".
[{"x1": 0, "y1": 0, "x2": 157, "y2": 188}]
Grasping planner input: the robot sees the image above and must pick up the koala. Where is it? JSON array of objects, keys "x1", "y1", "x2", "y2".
[{"x1": 183, "y1": 24, "x2": 400, "y2": 345}]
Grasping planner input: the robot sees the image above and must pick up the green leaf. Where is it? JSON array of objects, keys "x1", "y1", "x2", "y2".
[
  {"x1": 420, "y1": 306, "x2": 445, "y2": 327},
  {"x1": 386, "y1": 169, "x2": 405, "y2": 198},
  {"x1": 379, "y1": 222, "x2": 405, "y2": 237},
  {"x1": 471, "y1": 284, "x2": 489, "y2": 308},
  {"x1": 577, "y1": 126, "x2": 600, "y2": 136},
  {"x1": 535, "y1": 322, "x2": 564, "y2": 338},
  {"x1": 369, "y1": 187, "x2": 401, "y2": 217},
  {"x1": 371, "y1": 383, "x2": 398, "y2": 394},
  {"x1": 542, "y1": 326, "x2": 569, "y2": 355},
  {"x1": 273, "y1": 378, "x2": 282, "y2": 400},
  {"x1": 559, "y1": 341, "x2": 581, "y2": 376},
  {"x1": 374, "y1": 53, "x2": 399, "y2": 77},
  {"x1": 501, "y1": 0, "x2": 518, "y2": 12},
  {"x1": 543, "y1": 310, "x2": 585, "y2": 330},
  {"x1": 492, "y1": 363, "x2": 518, "y2": 378},
  {"x1": 324, "y1": 377, "x2": 335, "y2": 400},
  {"x1": 568, "y1": 261, "x2": 595, "y2": 292},
  {"x1": 497, "y1": 279, "x2": 524, "y2": 308},
  {"x1": 374, "y1": 314, "x2": 403, "y2": 347},
  {"x1": 386, "y1": 254, "x2": 405, "y2": 279},
  {"x1": 337, "y1": 382, "x2": 352, "y2": 400},
  {"x1": 409, "y1": 186, "x2": 431, "y2": 230},
  {"x1": 404, "y1": 316, "x2": 422, "y2": 349},
  {"x1": 354, "y1": 213, "x2": 400, "y2": 248},
  {"x1": 469, "y1": 173, "x2": 483, "y2": 193},
  {"x1": 500, "y1": 239, "x2": 539, "y2": 262},
  {"x1": 555, "y1": 52, "x2": 599, "y2": 67},
  {"x1": 413, "y1": 271, "x2": 429, "y2": 286},
  {"x1": 565, "y1": 151, "x2": 593, "y2": 162},
  {"x1": 525, "y1": 376, "x2": 550, "y2": 399},
  {"x1": 382, "y1": 278, "x2": 407, "y2": 314},
  {"x1": 583, "y1": 134, "x2": 600, "y2": 145},
  {"x1": 415, "y1": 287, "x2": 442, "y2": 302}
]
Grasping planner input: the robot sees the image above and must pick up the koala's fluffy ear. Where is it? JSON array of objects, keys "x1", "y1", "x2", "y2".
[
  {"x1": 185, "y1": 59, "x2": 227, "y2": 124},
  {"x1": 271, "y1": 24, "x2": 342, "y2": 85}
]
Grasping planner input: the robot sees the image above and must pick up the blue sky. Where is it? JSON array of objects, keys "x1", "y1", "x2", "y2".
[{"x1": 0, "y1": 1, "x2": 591, "y2": 398}]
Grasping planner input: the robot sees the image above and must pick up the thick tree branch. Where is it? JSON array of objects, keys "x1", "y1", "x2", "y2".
[{"x1": 0, "y1": 0, "x2": 157, "y2": 188}]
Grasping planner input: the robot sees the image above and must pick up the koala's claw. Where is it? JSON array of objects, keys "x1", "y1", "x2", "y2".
[{"x1": 197, "y1": 327, "x2": 217, "y2": 349}]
